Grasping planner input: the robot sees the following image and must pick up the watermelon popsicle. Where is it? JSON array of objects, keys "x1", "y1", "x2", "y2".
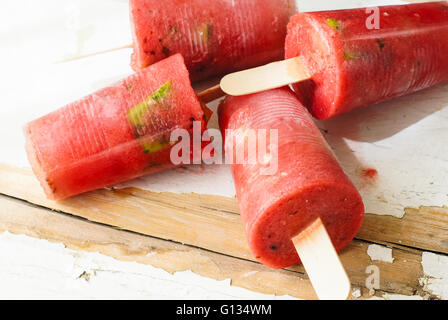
[
  {"x1": 130, "y1": 0, "x2": 296, "y2": 82},
  {"x1": 218, "y1": 87, "x2": 365, "y2": 270},
  {"x1": 25, "y1": 54, "x2": 210, "y2": 200},
  {"x1": 285, "y1": 1, "x2": 448, "y2": 120},
  {"x1": 222, "y1": 2, "x2": 448, "y2": 120}
]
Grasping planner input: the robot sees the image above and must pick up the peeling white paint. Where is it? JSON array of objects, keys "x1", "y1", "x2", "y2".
[
  {"x1": 352, "y1": 288, "x2": 361, "y2": 298},
  {"x1": 367, "y1": 244, "x2": 394, "y2": 263},
  {"x1": 0, "y1": 232, "x2": 297, "y2": 300},
  {"x1": 420, "y1": 252, "x2": 448, "y2": 300},
  {"x1": 116, "y1": 164, "x2": 236, "y2": 198}
]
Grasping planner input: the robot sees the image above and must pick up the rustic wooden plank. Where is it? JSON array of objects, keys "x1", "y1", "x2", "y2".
[
  {"x1": 359, "y1": 207, "x2": 448, "y2": 255},
  {"x1": 1, "y1": 164, "x2": 447, "y2": 256},
  {"x1": 0, "y1": 194, "x2": 316, "y2": 300},
  {"x1": 0, "y1": 165, "x2": 253, "y2": 261},
  {"x1": 0, "y1": 193, "x2": 432, "y2": 299},
  {"x1": 0, "y1": 164, "x2": 444, "y2": 298}
]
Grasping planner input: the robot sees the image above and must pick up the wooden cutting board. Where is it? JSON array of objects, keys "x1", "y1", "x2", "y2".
[{"x1": 1, "y1": 0, "x2": 447, "y2": 300}]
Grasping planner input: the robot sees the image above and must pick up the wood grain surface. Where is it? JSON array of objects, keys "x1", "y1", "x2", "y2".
[{"x1": 1, "y1": 163, "x2": 446, "y2": 299}]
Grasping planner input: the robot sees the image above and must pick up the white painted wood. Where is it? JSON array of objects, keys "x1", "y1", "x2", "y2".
[
  {"x1": 0, "y1": 232, "x2": 296, "y2": 300},
  {"x1": 420, "y1": 252, "x2": 448, "y2": 300},
  {"x1": 367, "y1": 244, "x2": 394, "y2": 263},
  {"x1": 0, "y1": 0, "x2": 446, "y2": 300}
]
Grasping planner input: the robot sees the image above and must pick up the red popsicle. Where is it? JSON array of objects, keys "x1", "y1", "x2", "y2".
[
  {"x1": 285, "y1": 1, "x2": 448, "y2": 120},
  {"x1": 25, "y1": 54, "x2": 209, "y2": 200},
  {"x1": 219, "y1": 87, "x2": 364, "y2": 269},
  {"x1": 130, "y1": 0, "x2": 295, "y2": 81}
]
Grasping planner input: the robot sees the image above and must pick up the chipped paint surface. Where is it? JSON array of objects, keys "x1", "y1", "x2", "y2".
[
  {"x1": 0, "y1": 232, "x2": 297, "y2": 299},
  {"x1": 420, "y1": 252, "x2": 448, "y2": 300},
  {"x1": 352, "y1": 288, "x2": 361, "y2": 298},
  {"x1": 367, "y1": 244, "x2": 394, "y2": 263}
]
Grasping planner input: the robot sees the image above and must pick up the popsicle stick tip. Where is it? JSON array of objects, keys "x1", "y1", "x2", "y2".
[
  {"x1": 220, "y1": 57, "x2": 311, "y2": 96},
  {"x1": 54, "y1": 44, "x2": 133, "y2": 64},
  {"x1": 197, "y1": 84, "x2": 225, "y2": 104},
  {"x1": 292, "y1": 218, "x2": 351, "y2": 300}
]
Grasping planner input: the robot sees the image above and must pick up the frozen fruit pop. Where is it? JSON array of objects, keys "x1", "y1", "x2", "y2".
[
  {"x1": 130, "y1": 0, "x2": 295, "y2": 82},
  {"x1": 222, "y1": 2, "x2": 448, "y2": 120},
  {"x1": 286, "y1": 1, "x2": 448, "y2": 119},
  {"x1": 218, "y1": 87, "x2": 365, "y2": 270},
  {"x1": 25, "y1": 54, "x2": 209, "y2": 200}
]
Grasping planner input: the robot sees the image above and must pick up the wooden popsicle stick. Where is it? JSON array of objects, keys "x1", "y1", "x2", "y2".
[
  {"x1": 197, "y1": 84, "x2": 225, "y2": 104},
  {"x1": 220, "y1": 57, "x2": 311, "y2": 96},
  {"x1": 292, "y1": 217, "x2": 351, "y2": 300},
  {"x1": 55, "y1": 44, "x2": 133, "y2": 64}
]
